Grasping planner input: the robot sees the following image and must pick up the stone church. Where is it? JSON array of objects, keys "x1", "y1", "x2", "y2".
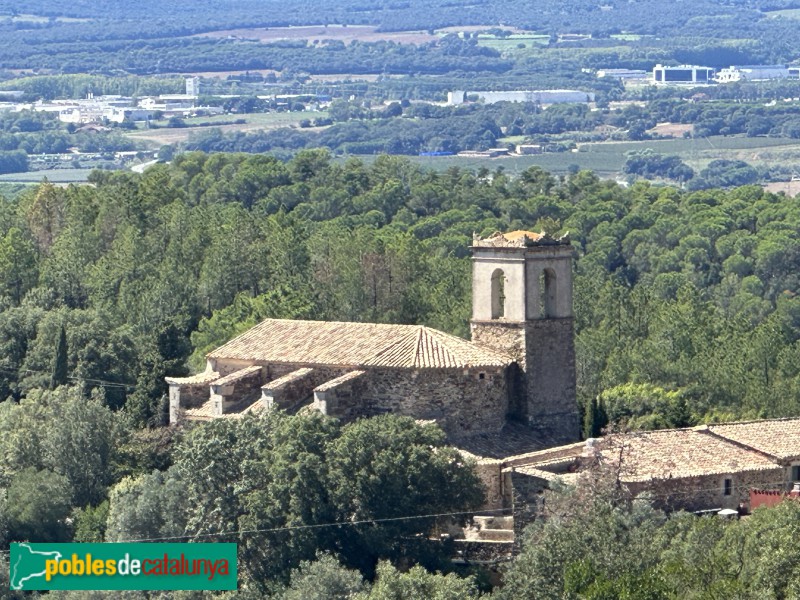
[{"x1": 167, "y1": 230, "x2": 581, "y2": 448}]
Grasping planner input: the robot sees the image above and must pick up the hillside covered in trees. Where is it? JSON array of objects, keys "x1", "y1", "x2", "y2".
[
  {"x1": 4, "y1": 153, "x2": 800, "y2": 594},
  {"x1": 4, "y1": 0, "x2": 800, "y2": 78},
  {"x1": 2, "y1": 152, "x2": 800, "y2": 426}
]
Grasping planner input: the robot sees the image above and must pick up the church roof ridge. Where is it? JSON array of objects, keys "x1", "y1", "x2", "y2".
[{"x1": 207, "y1": 318, "x2": 512, "y2": 370}]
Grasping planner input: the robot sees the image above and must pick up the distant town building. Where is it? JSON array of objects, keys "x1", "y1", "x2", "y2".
[
  {"x1": 185, "y1": 76, "x2": 201, "y2": 97},
  {"x1": 448, "y1": 90, "x2": 466, "y2": 105},
  {"x1": 516, "y1": 144, "x2": 543, "y2": 155},
  {"x1": 448, "y1": 90, "x2": 594, "y2": 106},
  {"x1": 715, "y1": 65, "x2": 790, "y2": 83},
  {"x1": 104, "y1": 107, "x2": 158, "y2": 123},
  {"x1": 653, "y1": 64, "x2": 715, "y2": 84}
]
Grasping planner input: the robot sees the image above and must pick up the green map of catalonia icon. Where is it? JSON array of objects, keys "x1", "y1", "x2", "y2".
[{"x1": 10, "y1": 543, "x2": 63, "y2": 590}]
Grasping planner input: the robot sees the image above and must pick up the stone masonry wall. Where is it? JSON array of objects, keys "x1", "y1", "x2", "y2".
[
  {"x1": 471, "y1": 321, "x2": 526, "y2": 366},
  {"x1": 168, "y1": 382, "x2": 209, "y2": 423},
  {"x1": 262, "y1": 367, "x2": 346, "y2": 411},
  {"x1": 473, "y1": 460, "x2": 505, "y2": 510},
  {"x1": 625, "y1": 467, "x2": 786, "y2": 512},
  {"x1": 313, "y1": 371, "x2": 368, "y2": 420},
  {"x1": 360, "y1": 367, "x2": 509, "y2": 437},
  {"x1": 525, "y1": 318, "x2": 579, "y2": 444},
  {"x1": 509, "y1": 470, "x2": 549, "y2": 550}
]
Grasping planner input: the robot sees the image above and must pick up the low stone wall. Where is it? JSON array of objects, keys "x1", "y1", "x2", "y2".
[{"x1": 452, "y1": 540, "x2": 515, "y2": 564}]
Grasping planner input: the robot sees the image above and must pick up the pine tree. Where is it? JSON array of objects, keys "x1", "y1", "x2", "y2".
[{"x1": 50, "y1": 324, "x2": 68, "y2": 390}]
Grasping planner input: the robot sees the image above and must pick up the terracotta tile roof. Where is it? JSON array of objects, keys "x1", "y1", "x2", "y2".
[
  {"x1": 262, "y1": 368, "x2": 315, "y2": 392},
  {"x1": 208, "y1": 319, "x2": 512, "y2": 370},
  {"x1": 602, "y1": 428, "x2": 778, "y2": 482},
  {"x1": 709, "y1": 418, "x2": 800, "y2": 461},
  {"x1": 165, "y1": 371, "x2": 220, "y2": 386},
  {"x1": 452, "y1": 421, "x2": 568, "y2": 459}
]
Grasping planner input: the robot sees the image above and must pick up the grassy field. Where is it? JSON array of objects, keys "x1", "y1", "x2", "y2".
[
  {"x1": 478, "y1": 35, "x2": 550, "y2": 55},
  {"x1": 126, "y1": 111, "x2": 329, "y2": 147}
]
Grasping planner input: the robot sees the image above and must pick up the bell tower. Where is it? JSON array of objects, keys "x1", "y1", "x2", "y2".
[{"x1": 470, "y1": 230, "x2": 579, "y2": 443}]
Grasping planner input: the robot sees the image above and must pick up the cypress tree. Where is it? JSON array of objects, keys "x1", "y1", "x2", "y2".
[
  {"x1": 582, "y1": 397, "x2": 597, "y2": 439},
  {"x1": 50, "y1": 324, "x2": 68, "y2": 389}
]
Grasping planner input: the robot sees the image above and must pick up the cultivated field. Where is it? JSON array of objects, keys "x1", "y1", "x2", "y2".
[
  {"x1": 126, "y1": 111, "x2": 329, "y2": 147},
  {"x1": 195, "y1": 25, "x2": 438, "y2": 45},
  {"x1": 395, "y1": 135, "x2": 800, "y2": 177}
]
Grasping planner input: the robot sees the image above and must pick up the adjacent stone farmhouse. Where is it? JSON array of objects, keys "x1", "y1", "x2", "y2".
[
  {"x1": 166, "y1": 230, "x2": 582, "y2": 444},
  {"x1": 500, "y1": 418, "x2": 800, "y2": 521}
]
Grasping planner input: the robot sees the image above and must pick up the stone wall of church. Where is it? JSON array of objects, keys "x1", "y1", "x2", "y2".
[
  {"x1": 313, "y1": 370, "x2": 369, "y2": 421},
  {"x1": 168, "y1": 382, "x2": 208, "y2": 423},
  {"x1": 524, "y1": 318, "x2": 580, "y2": 444},
  {"x1": 358, "y1": 367, "x2": 509, "y2": 436}
]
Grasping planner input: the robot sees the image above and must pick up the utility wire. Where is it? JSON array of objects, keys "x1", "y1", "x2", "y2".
[
  {"x1": 0, "y1": 478, "x2": 797, "y2": 556},
  {"x1": 0, "y1": 364, "x2": 134, "y2": 391}
]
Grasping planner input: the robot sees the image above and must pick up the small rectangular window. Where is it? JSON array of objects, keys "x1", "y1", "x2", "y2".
[
  {"x1": 792, "y1": 466, "x2": 800, "y2": 481},
  {"x1": 724, "y1": 479, "x2": 732, "y2": 496},
  {"x1": 479, "y1": 373, "x2": 486, "y2": 380}
]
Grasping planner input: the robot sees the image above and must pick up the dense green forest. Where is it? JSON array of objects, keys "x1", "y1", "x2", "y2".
[
  {"x1": 2, "y1": 152, "x2": 800, "y2": 425},
  {"x1": 3, "y1": 153, "x2": 800, "y2": 593}
]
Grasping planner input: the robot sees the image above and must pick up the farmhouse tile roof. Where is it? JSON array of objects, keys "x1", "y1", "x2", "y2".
[
  {"x1": 207, "y1": 319, "x2": 512, "y2": 370},
  {"x1": 453, "y1": 421, "x2": 574, "y2": 459},
  {"x1": 708, "y1": 418, "x2": 800, "y2": 461},
  {"x1": 602, "y1": 428, "x2": 778, "y2": 482}
]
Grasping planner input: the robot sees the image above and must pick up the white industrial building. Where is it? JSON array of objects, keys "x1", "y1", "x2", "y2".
[
  {"x1": 448, "y1": 89, "x2": 594, "y2": 106},
  {"x1": 715, "y1": 65, "x2": 790, "y2": 83},
  {"x1": 653, "y1": 64, "x2": 715, "y2": 84},
  {"x1": 596, "y1": 68, "x2": 649, "y2": 81}
]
